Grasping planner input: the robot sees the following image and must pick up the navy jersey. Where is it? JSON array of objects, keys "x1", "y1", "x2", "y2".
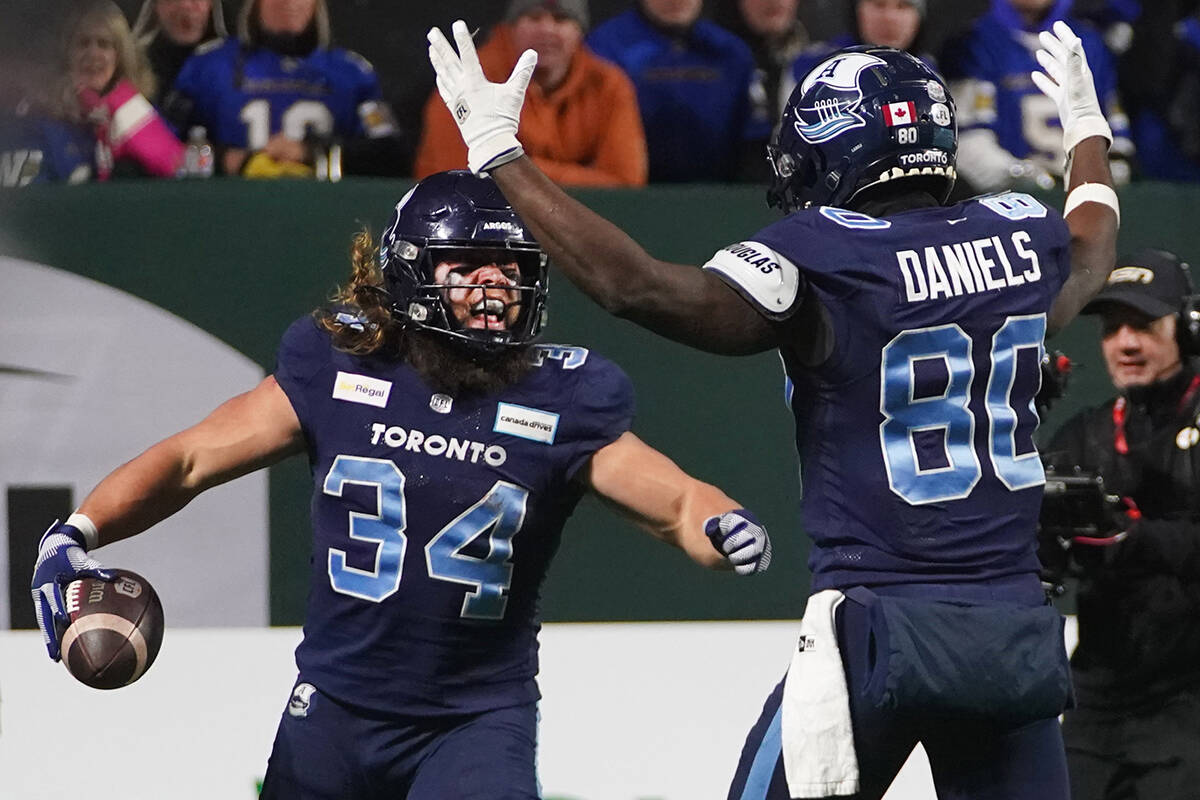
[
  {"x1": 704, "y1": 193, "x2": 1071, "y2": 592},
  {"x1": 273, "y1": 317, "x2": 633, "y2": 716},
  {"x1": 173, "y1": 38, "x2": 393, "y2": 149}
]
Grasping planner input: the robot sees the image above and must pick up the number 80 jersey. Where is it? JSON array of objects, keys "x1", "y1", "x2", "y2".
[
  {"x1": 274, "y1": 317, "x2": 633, "y2": 716},
  {"x1": 704, "y1": 193, "x2": 1071, "y2": 595}
]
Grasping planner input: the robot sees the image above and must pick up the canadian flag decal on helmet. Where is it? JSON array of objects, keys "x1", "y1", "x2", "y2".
[{"x1": 883, "y1": 101, "x2": 916, "y2": 127}]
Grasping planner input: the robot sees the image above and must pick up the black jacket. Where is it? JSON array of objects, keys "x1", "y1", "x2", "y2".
[{"x1": 1046, "y1": 362, "x2": 1200, "y2": 709}]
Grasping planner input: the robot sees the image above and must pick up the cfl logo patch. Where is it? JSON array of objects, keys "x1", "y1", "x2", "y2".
[{"x1": 454, "y1": 101, "x2": 470, "y2": 123}]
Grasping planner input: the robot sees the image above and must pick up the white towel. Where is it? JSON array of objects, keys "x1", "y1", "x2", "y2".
[{"x1": 781, "y1": 589, "x2": 860, "y2": 798}]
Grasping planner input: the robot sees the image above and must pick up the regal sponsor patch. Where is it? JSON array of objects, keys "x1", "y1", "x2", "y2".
[
  {"x1": 332, "y1": 371, "x2": 392, "y2": 408},
  {"x1": 494, "y1": 402, "x2": 559, "y2": 444}
]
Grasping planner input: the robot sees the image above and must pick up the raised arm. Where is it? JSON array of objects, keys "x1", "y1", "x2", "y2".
[
  {"x1": 1032, "y1": 22, "x2": 1120, "y2": 336},
  {"x1": 583, "y1": 431, "x2": 771, "y2": 574},
  {"x1": 493, "y1": 158, "x2": 777, "y2": 354},
  {"x1": 426, "y1": 20, "x2": 777, "y2": 355}
]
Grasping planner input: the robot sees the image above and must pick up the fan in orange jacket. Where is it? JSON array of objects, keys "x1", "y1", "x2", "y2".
[{"x1": 415, "y1": 0, "x2": 647, "y2": 187}]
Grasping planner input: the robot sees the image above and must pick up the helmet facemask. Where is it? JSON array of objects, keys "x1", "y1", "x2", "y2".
[{"x1": 377, "y1": 171, "x2": 550, "y2": 357}]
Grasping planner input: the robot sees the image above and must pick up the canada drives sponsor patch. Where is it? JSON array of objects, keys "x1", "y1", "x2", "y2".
[
  {"x1": 494, "y1": 402, "x2": 559, "y2": 444},
  {"x1": 332, "y1": 371, "x2": 392, "y2": 408}
]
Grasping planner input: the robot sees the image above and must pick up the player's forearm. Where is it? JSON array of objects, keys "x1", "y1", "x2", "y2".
[
  {"x1": 76, "y1": 435, "x2": 207, "y2": 548},
  {"x1": 492, "y1": 157, "x2": 775, "y2": 354},
  {"x1": 491, "y1": 157, "x2": 677, "y2": 311},
  {"x1": 1049, "y1": 136, "x2": 1118, "y2": 335},
  {"x1": 618, "y1": 477, "x2": 734, "y2": 571}
]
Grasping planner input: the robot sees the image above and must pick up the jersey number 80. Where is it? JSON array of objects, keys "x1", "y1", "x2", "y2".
[{"x1": 879, "y1": 315, "x2": 1046, "y2": 504}]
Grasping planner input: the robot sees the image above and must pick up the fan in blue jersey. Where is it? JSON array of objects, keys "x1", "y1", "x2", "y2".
[
  {"x1": 429, "y1": 16, "x2": 1121, "y2": 799},
  {"x1": 29, "y1": 170, "x2": 771, "y2": 798},
  {"x1": 165, "y1": 0, "x2": 404, "y2": 177},
  {"x1": 942, "y1": 0, "x2": 1134, "y2": 193}
]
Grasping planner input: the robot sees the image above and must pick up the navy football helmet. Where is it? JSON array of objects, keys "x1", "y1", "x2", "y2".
[
  {"x1": 768, "y1": 46, "x2": 957, "y2": 212},
  {"x1": 379, "y1": 170, "x2": 548, "y2": 352}
]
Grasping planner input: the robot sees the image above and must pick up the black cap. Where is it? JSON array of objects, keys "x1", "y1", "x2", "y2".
[{"x1": 1082, "y1": 248, "x2": 1194, "y2": 319}]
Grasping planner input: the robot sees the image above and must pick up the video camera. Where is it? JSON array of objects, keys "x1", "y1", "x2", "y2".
[{"x1": 1037, "y1": 465, "x2": 1125, "y2": 595}]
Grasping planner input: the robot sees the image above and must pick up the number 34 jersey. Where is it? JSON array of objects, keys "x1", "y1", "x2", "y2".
[
  {"x1": 704, "y1": 193, "x2": 1071, "y2": 593},
  {"x1": 273, "y1": 317, "x2": 633, "y2": 716}
]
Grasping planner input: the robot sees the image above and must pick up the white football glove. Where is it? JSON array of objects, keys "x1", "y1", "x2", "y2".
[
  {"x1": 427, "y1": 20, "x2": 537, "y2": 174},
  {"x1": 1030, "y1": 20, "x2": 1112, "y2": 155}
]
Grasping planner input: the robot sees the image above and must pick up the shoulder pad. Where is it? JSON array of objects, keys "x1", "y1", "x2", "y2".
[{"x1": 703, "y1": 241, "x2": 801, "y2": 320}]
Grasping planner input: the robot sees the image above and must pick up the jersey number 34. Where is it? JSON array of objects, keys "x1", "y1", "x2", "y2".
[{"x1": 321, "y1": 455, "x2": 527, "y2": 619}]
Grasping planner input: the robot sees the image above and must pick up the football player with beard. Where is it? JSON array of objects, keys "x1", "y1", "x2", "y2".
[
  {"x1": 427, "y1": 15, "x2": 1120, "y2": 800},
  {"x1": 30, "y1": 170, "x2": 771, "y2": 799}
]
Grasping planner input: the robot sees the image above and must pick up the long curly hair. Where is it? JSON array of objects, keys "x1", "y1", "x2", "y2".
[{"x1": 315, "y1": 228, "x2": 402, "y2": 355}]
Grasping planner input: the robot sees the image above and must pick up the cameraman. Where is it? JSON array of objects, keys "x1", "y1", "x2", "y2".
[{"x1": 1045, "y1": 248, "x2": 1200, "y2": 800}]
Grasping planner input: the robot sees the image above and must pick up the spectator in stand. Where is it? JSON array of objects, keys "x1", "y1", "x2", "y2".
[
  {"x1": 789, "y1": 0, "x2": 933, "y2": 91},
  {"x1": 1117, "y1": 2, "x2": 1200, "y2": 181},
  {"x1": 587, "y1": 0, "x2": 770, "y2": 183},
  {"x1": 714, "y1": 0, "x2": 810, "y2": 140},
  {"x1": 415, "y1": 0, "x2": 646, "y2": 187},
  {"x1": 132, "y1": 0, "x2": 227, "y2": 106},
  {"x1": 0, "y1": 0, "x2": 184, "y2": 185},
  {"x1": 167, "y1": 0, "x2": 405, "y2": 178},
  {"x1": 943, "y1": 0, "x2": 1133, "y2": 193}
]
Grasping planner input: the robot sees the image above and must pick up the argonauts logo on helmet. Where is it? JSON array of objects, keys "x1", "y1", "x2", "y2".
[{"x1": 794, "y1": 52, "x2": 887, "y2": 144}]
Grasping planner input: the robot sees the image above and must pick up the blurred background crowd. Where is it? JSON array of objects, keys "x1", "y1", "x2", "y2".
[{"x1": 3, "y1": 0, "x2": 1199, "y2": 192}]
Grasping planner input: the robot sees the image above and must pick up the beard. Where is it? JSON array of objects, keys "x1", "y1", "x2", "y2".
[{"x1": 403, "y1": 328, "x2": 533, "y2": 397}]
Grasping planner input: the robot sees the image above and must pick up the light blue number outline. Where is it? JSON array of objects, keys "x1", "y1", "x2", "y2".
[
  {"x1": 323, "y1": 455, "x2": 407, "y2": 603},
  {"x1": 986, "y1": 314, "x2": 1047, "y2": 491},
  {"x1": 424, "y1": 480, "x2": 528, "y2": 620},
  {"x1": 980, "y1": 192, "x2": 1047, "y2": 220},
  {"x1": 879, "y1": 324, "x2": 981, "y2": 504}
]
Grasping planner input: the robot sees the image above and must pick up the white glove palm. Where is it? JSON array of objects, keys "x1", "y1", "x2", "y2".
[
  {"x1": 427, "y1": 20, "x2": 537, "y2": 174},
  {"x1": 1030, "y1": 20, "x2": 1112, "y2": 154}
]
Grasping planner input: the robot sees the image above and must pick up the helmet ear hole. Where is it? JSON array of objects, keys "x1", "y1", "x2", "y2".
[{"x1": 777, "y1": 153, "x2": 796, "y2": 179}]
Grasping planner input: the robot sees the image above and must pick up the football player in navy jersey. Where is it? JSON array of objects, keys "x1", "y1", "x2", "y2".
[
  {"x1": 429, "y1": 16, "x2": 1120, "y2": 800},
  {"x1": 165, "y1": 0, "x2": 404, "y2": 177},
  {"x1": 30, "y1": 170, "x2": 771, "y2": 799}
]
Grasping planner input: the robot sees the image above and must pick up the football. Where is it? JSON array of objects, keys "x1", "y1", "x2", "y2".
[{"x1": 60, "y1": 569, "x2": 164, "y2": 690}]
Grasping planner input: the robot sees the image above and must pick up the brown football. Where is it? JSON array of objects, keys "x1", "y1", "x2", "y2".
[{"x1": 61, "y1": 569, "x2": 164, "y2": 690}]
